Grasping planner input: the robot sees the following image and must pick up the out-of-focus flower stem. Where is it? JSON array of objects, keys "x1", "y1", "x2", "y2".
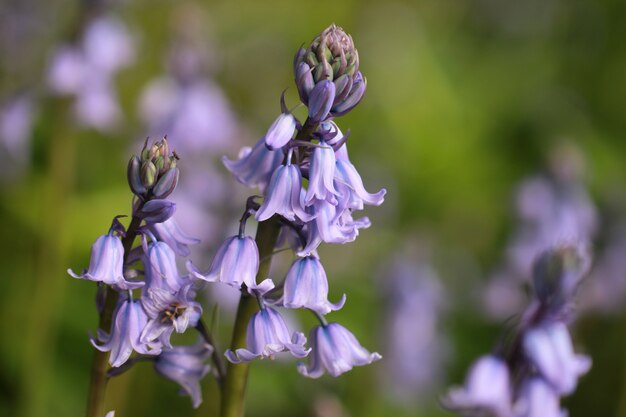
[
  {"x1": 219, "y1": 118, "x2": 316, "y2": 417},
  {"x1": 86, "y1": 207, "x2": 145, "y2": 417}
]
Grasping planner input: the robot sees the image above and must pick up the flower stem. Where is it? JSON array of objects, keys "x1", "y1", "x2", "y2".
[
  {"x1": 219, "y1": 217, "x2": 281, "y2": 417},
  {"x1": 86, "y1": 209, "x2": 144, "y2": 417}
]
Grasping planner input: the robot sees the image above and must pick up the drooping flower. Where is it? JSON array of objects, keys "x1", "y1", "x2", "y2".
[
  {"x1": 304, "y1": 141, "x2": 338, "y2": 205},
  {"x1": 144, "y1": 240, "x2": 188, "y2": 292},
  {"x1": 149, "y1": 217, "x2": 200, "y2": 257},
  {"x1": 516, "y1": 378, "x2": 566, "y2": 417},
  {"x1": 334, "y1": 148, "x2": 386, "y2": 208},
  {"x1": 222, "y1": 136, "x2": 284, "y2": 191},
  {"x1": 255, "y1": 163, "x2": 313, "y2": 222},
  {"x1": 187, "y1": 235, "x2": 273, "y2": 294},
  {"x1": 264, "y1": 113, "x2": 297, "y2": 150},
  {"x1": 441, "y1": 355, "x2": 514, "y2": 417},
  {"x1": 523, "y1": 322, "x2": 591, "y2": 395},
  {"x1": 91, "y1": 297, "x2": 161, "y2": 367},
  {"x1": 139, "y1": 199, "x2": 176, "y2": 224},
  {"x1": 225, "y1": 306, "x2": 310, "y2": 363},
  {"x1": 154, "y1": 341, "x2": 212, "y2": 408},
  {"x1": 282, "y1": 256, "x2": 345, "y2": 315},
  {"x1": 68, "y1": 231, "x2": 144, "y2": 290},
  {"x1": 297, "y1": 322, "x2": 381, "y2": 378},
  {"x1": 141, "y1": 285, "x2": 202, "y2": 348}
]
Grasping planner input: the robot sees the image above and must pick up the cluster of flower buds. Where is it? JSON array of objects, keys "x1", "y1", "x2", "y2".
[
  {"x1": 69, "y1": 139, "x2": 210, "y2": 407},
  {"x1": 442, "y1": 246, "x2": 591, "y2": 417},
  {"x1": 194, "y1": 23, "x2": 383, "y2": 377}
]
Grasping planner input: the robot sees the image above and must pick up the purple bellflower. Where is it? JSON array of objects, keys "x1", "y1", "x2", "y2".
[
  {"x1": 91, "y1": 297, "x2": 161, "y2": 367},
  {"x1": 144, "y1": 240, "x2": 188, "y2": 292},
  {"x1": 334, "y1": 148, "x2": 386, "y2": 209},
  {"x1": 154, "y1": 341, "x2": 212, "y2": 408},
  {"x1": 442, "y1": 355, "x2": 514, "y2": 417},
  {"x1": 148, "y1": 217, "x2": 200, "y2": 257},
  {"x1": 223, "y1": 137, "x2": 284, "y2": 191},
  {"x1": 308, "y1": 80, "x2": 335, "y2": 123},
  {"x1": 187, "y1": 235, "x2": 274, "y2": 294},
  {"x1": 255, "y1": 162, "x2": 313, "y2": 222},
  {"x1": 282, "y1": 256, "x2": 345, "y2": 315},
  {"x1": 68, "y1": 231, "x2": 144, "y2": 290},
  {"x1": 522, "y1": 322, "x2": 591, "y2": 395},
  {"x1": 517, "y1": 378, "x2": 566, "y2": 417},
  {"x1": 141, "y1": 285, "x2": 202, "y2": 348},
  {"x1": 140, "y1": 199, "x2": 176, "y2": 224},
  {"x1": 297, "y1": 322, "x2": 381, "y2": 378},
  {"x1": 225, "y1": 306, "x2": 310, "y2": 363},
  {"x1": 304, "y1": 141, "x2": 338, "y2": 205},
  {"x1": 264, "y1": 113, "x2": 297, "y2": 150}
]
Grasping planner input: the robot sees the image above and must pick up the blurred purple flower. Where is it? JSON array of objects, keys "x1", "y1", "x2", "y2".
[
  {"x1": 516, "y1": 378, "x2": 566, "y2": 417},
  {"x1": 148, "y1": 217, "x2": 200, "y2": 257},
  {"x1": 297, "y1": 322, "x2": 381, "y2": 378}
]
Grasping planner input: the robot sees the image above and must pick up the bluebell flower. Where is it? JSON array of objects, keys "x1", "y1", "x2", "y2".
[
  {"x1": 144, "y1": 240, "x2": 188, "y2": 292},
  {"x1": 149, "y1": 217, "x2": 200, "y2": 257},
  {"x1": 225, "y1": 307, "x2": 310, "y2": 363},
  {"x1": 223, "y1": 137, "x2": 283, "y2": 191},
  {"x1": 264, "y1": 113, "x2": 297, "y2": 150},
  {"x1": 297, "y1": 322, "x2": 381, "y2": 378},
  {"x1": 304, "y1": 141, "x2": 338, "y2": 205},
  {"x1": 517, "y1": 378, "x2": 566, "y2": 417},
  {"x1": 256, "y1": 163, "x2": 313, "y2": 222},
  {"x1": 68, "y1": 231, "x2": 144, "y2": 290},
  {"x1": 187, "y1": 235, "x2": 274, "y2": 294},
  {"x1": 140, "y1": 199, "x2": 176, "y2": 224},
  {"x1": 282, "y1": 256, "x2": 345, "y2": 315},
  {"x1": 441, "y1": 355, "x2": 514, "y2": 417},
  {"x1": 141, "y1": 285, "x2": 202, "y2": 348},
  {"x1": 523, "y1": 322, "x2": 591, "y2": 395},
  {"x1": 91, "y1": 297, "x2": 161, "y2": 367},
  {"x1": 308, "y1": 80, "x2": 335, "y2": 123},
  {"x1": 154, "y1": 341, "x2": 212, "y2": 408},
  {"x1": 330, "y1": 71, "x2": 366, "y2": 117},
  {"x1": 334, "y1": 149, "x2": 386, "y2": 208}
]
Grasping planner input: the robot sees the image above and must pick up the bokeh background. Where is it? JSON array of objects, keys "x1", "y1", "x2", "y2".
[{"x1": 1, "y1": 0, "x2": 625, "y2": 416}]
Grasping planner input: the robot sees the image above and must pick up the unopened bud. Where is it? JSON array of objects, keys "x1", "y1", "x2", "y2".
[
  {"x1": 308, "y1": 80, "x2": 335, "y2": 123},
  {"x1": 141, "y1": 161, "x2": 158, "y2": 189},
  {"x1": 127, "y1": 155, "x2": 146, "y2": 196},
  {"x1": 532, "y1": 246, "x2": 589, "y2": 309},
  {"x1": 140, "y1": 199, "x2": 176, "y2": 224},
  {"x1": 153, "y1": 167, "x2": 179, "y2": 199}
]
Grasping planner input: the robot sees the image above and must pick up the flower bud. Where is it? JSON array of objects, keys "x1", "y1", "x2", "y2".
[
  {"x1": 140, "y1": 199, "x2": 176, "y2": 224},
  {"x1": 153, "y1": 167, "x2": 179, "y2": 199},
  {"x1": 127, "y1": 155, "x2": 146, "y2": 196},
  {"x1": 308, "y1": 80, "x2": 335, "y2": 123},
  {"x1": 141, "y1": 161, "x2": 158, "y2": 189}
]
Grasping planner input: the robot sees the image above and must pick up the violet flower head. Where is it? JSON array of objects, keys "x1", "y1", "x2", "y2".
[
  {"x1": 441, "y1": 355, "x2": 514, "y2": 417},
  {"x1": 68, "y1": 231, "x2": 144, "y2": 290},
  {"x1": 264, "y1": 113, "x2": 297, "y2": 150},
  {"x1": 522, "y1": 322, "x2": 591, "y2": 395},
  {"x1": 256, "y1": 163, "x2": 313, "y2": 222},
  {"x1": 222, "y1": 136, "x2": 284, "y2": 191},
  {"x1": 282, "y1": 256, "x2": 346, "y2": 315},
  {"x1": 91, "y1": 297, "x2": 161, "y2": 367},
  {"x1": 141, "y1": 285, "x2": 203, "y2": 348},
  {"x1": 154, "y1": 341, "x2": 212, "y2": 408},
  {"x1": 225, "y1": 306, "x2": 310, "y2": 363},
  {"x1": 304, "y1": 140, "x2": 338, "y2": 205},
  {"x1": 297, "y1": 322, "x2": 381, "y2": 378},
  {"x1": 187, "y1": 235, "x2": 273, "y2": 294},
  {"x1": 144, "y1": 240, "x2": 188, "y2": 292},
  {"x1": 148, "y1": 217, "x2": 200, "y2": 257}
]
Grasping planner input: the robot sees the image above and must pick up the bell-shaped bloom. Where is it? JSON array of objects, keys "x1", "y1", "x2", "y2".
[
  {"x1": 187, "y1": 235, "x2": 274, "y2": 294},
  {"x1": 441, "y1": 355, "x2": 514, "y2": 416},
  {"x1": 523, "y1": 322, "x2": 591, "y2": 395},
  {"x1": 225, "y1": 306, "x2": 310, "y2": 363},
  {"x1": 516, "y1": 378, "x2": 566, "y2": 417},
  {"x1": 141, "y1": 285, "x2": 202, "y2": 348},
  {"x1": 68, "y1": 232, "x2": 143, "y2": 290},
  {"x1": 283, "y1": 256, "x2": 345, "y2": 315},
  {"x1": 144, "y1": 241, "x2": 188, "y2": 292},
  {"x1": 334, "y1": 157, "x2": 386, "y2": 208},
  {"x1": 304, "y1": 141, "x2": 338, "y2": 205},
  {"x1": 149, "y1": 217, "x2": 200, "y2": 257},
  {"x1": 264, "y1": 113, "x2": 296, "y2": 150},
  {"x1": 91, "y1": 298, "x2": 161, "y2": 367},
  {"x1": 256, "y1": 164, "x2": 313, "y2": 222},
  {"x1": 297, "y1": 322, "x2": 381, "y2": 378},
  {"x1": 223, "y1": 137, "x2": 283, "y2": 191},
  {"x1": 140, "y1": 199, "x2": 176, "y2": 224},
  {"x1": 308, "y1": 80, "x2": 335, "y2": 123},
  {"x1": 154, "y1": 341, "x2": 212, "y2": 409}
]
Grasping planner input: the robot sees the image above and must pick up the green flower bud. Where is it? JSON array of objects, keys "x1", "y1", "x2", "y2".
[{"x1": 141, "y1": 161, "x2": 158, "y2": 189}]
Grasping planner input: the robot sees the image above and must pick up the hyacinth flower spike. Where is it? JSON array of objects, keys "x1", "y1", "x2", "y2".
[
  {"x1": 154, "y1": 341, "x2": 213, "y2": 409},
  {"x1": 297, "y1": 322, "x2": 381, "y2": 378},
  {"x1": 282, "y1": 256, "x2": 346, "y2": 315},
  {"x1": 91, "y1": 297, "x2": 161, "y2": 368},
  {"x1": 68, "y1": 229, "x2": 144, "y2": 290},
  {"x1": 441, "y1": 355, "x2": 515, "y2": 416},
  {"x1": 225, "y1": 306, "x2": 310, "y2": 363},
  {"x1": 187, "y1": 234, "x2": 274, "y2": 294}
]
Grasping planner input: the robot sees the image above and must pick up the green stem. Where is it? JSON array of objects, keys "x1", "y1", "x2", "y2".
[
  {"x1": 219, "y1": 118, "x2": 317, "y2": 417},
  {"x1": 86, "y1": 209, "x2": 144, "y2": 417}
]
